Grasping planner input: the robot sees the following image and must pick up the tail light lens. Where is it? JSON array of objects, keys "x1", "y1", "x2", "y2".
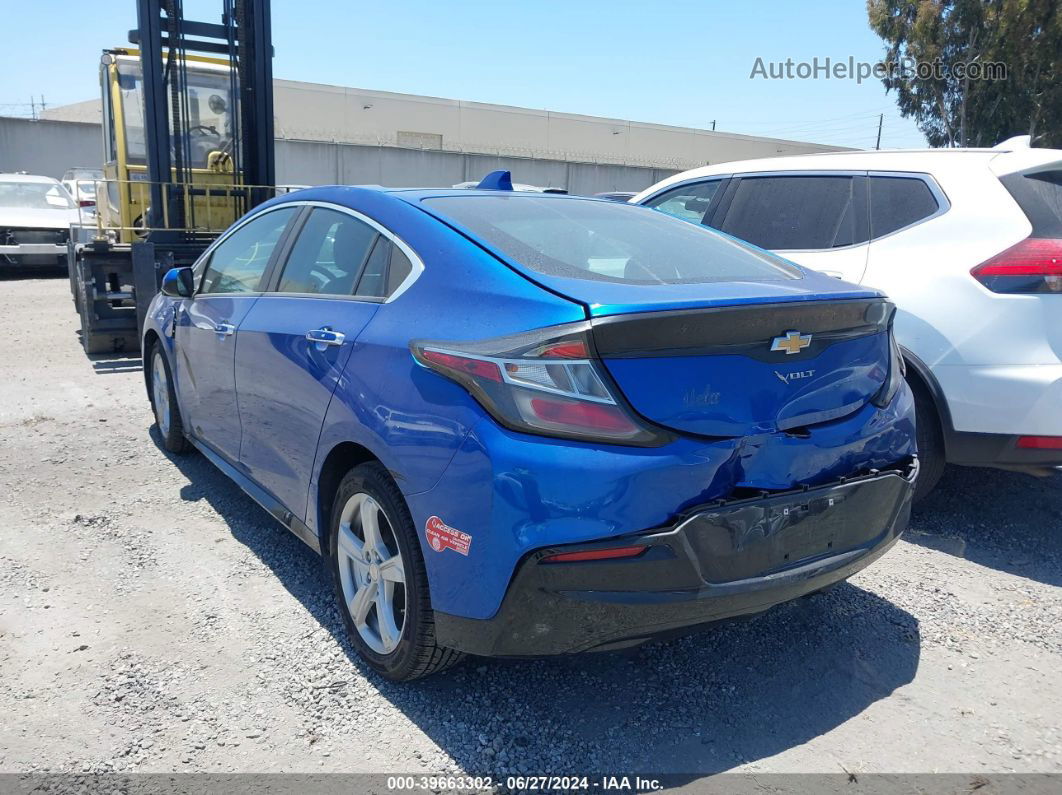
[
  {"x1": 79, "y1": 200, "x2": 96, "y2": 208},
  {"x1": 411, "y1": 322, "x2": 669, "y2": 446},
  {"x1": 872, "y1": 304, "x2": 905, "y2": 408},
  {"x1": 971, "y1": 238, "x2": 1062, "y2": 294}
]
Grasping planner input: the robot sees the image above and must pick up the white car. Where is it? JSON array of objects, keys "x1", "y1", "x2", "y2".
[
  {"x1": 60, "y1": 167, "x2": 104, "y2": 216},
  {"x1": 0, "y1": 174, "x2": 82, "y2": 268},
  {"x1": 632, "y1": 139, "x2": 1062, "y2": 499}
]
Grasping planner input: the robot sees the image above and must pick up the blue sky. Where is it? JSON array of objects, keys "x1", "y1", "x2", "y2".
[{"x1": 0, "y1": 0, "x2": 926, "y2": 149}]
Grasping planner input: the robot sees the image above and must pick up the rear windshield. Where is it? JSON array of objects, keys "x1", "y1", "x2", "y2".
[
  {"x1": 425, "y1": 195, "x2": 801, "y2": 284},
  {"x1": 1001, "y1": 169, "x2": 1062, "y2": 237}
]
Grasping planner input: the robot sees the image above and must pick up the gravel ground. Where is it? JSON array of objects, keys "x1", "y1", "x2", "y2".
[{"x1": 1, "y1": 272, "x2": 1060, "y2": 777}]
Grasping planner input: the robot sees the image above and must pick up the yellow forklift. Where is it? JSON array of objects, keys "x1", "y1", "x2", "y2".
[{"x1": 70, "y1": 0, "x2": 275, "y2": 354}]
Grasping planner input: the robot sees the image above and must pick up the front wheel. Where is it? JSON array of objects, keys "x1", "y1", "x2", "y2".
[
  {"x1": 149, "y1": 344, "x2": 191, "y2": 454},
  {"x1": 328, "y1": 462, "x2": 463, "y2": 681}
]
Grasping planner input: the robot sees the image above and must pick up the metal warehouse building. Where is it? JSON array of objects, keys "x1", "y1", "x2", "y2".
[{"x1": 4, "y1": 78, "x2": 849, "y2": 193}]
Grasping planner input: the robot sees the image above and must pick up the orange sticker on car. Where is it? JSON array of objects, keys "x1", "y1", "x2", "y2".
[{"x1": 425, "y1": 515, "x2": 471, "y2": 556}]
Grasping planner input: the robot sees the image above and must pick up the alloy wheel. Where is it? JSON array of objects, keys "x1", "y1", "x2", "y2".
[
  {"x1": 152, "y1": 351, "x2": 171, "y2": 437},
  {"x1": 336, "y1": 492, "x2": 407, "y2": 654}
]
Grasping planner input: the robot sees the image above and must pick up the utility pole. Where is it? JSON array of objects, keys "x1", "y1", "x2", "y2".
[
  {"x1": 29, "y1": 96, "x2": 36, "y2": 120},
  {"x1": 711, "y1": 120, "x2": 716, "y2": 131},
  {"x1": 875, "y1": 113, "x2": 883, "y2": 150}
]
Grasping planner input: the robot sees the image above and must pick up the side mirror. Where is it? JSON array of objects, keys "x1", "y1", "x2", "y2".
[{"x1": 160, "y1": 266, "x2": 195, "y2": 298}]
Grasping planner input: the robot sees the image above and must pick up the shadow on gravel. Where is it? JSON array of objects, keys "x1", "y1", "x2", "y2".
[
  {"x1": 908, "y1": 465, "x2": 1062, "y2": 587},
  {"x1": 0, "y1": 264, "x2": 65, "y2": 281},
  {"x1": 88, "y1": 353, "x2": 143, "y2": 376},
  {"x1": 157, "y1": 429, "x2": 921, "y2": 778}
]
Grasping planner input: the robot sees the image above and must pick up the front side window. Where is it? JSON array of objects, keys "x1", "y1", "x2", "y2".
[
  {"x1": 200, "y1": 207, "x2": 297, "y2": 294},
  {"x1": 426, "y1": 195, "x2": 799, "y2": 284},
  {"x1": 870, "y1": 176, "x2": 939, "y2": 238},
  {"x1": 718, "y1": 175, "x2": 866, "y2": 250},
  {"x1": 643, "y1": 180, "x2": 723, "y2": 224},
  {"x1": 277, "y1": 208, "x2": 377, "y2": 295}
]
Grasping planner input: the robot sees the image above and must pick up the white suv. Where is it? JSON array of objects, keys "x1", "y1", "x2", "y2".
[{"x1": 632, "y1": 140, "x2": 1062, "y2": 500}]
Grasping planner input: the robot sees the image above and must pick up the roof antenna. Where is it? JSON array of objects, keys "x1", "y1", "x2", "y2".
[{"x1": 476, "y1": 170, "x2": 514, "y2": 191}]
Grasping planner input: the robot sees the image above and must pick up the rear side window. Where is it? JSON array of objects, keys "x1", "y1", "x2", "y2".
[
  {"x1": 643, "y1": 180, "x2": 723, "y2": 224},
  {"x1": 718, "y1": 175, "x2": 867, "y2": 250},
  {"x1": 354, "y1": 237, "x2": 391, "y2": 298},
  {"x1": 277, "y1": 208, "x2": 377, "y2": 295},
  {"x1": 425, "y1": 195, "x2": 800, "y2": 284},
  {"x1": 387, "y1": 246, "x2": 413, "y2": 294},
  {"x1": 1001, "y1": 169, "x2": 1062, "y2": 237},
  {"x1": 200, "y1": 207, "x2": 297, "y2": 294},
  {"x1": 870, "y1": 176, "x2": 939, "y2": 238}
]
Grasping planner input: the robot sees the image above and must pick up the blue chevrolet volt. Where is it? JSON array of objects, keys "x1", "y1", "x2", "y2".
[{"x1": 143, "y1": 176, "x2": 917, "y2": 680}]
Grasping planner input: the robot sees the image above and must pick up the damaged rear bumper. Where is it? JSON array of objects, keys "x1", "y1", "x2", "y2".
[{"x1": 434, "y1": 458, "x2": 917, "y2": 657}]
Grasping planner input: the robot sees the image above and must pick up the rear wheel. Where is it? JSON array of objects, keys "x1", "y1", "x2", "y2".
[
  {"x1": 910, "y1": 377, "x2": 945, "y2": 503},
  {"x1": 149, "y1": 344, "x2": 191, "y2": 454},
  {"x1": 329, "y1": 463, "x2": 463, "y2": 681}
]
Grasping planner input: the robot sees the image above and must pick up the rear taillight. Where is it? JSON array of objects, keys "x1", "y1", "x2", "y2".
[
  {"x1": 79, "y1": 200, "x2": 95, "y2": 208},
  {"x1": 411, "y1": 323, "x2": 669, "y2": 446},
  {"x1": 971, "y1": 238, "x2": 1062, "y2": 294}
]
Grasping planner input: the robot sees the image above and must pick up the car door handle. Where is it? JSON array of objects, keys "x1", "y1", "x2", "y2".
[
  {"x1": 305, "y1": 328, "x2": 346, "y2": 348},
  {"x1": 214, "y1": 322, "x2": 236, "y2": 337},
  {"x1": 820, "y1": 270, "x2": 845, "y2": 279}
]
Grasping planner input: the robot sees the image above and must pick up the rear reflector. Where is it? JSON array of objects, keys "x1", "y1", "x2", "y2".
[
  {"x1": 1016, "y1": 435, "x2": 1062, "y2": 450},
  {"x1": 541, "y1": 545, "x2": 647, "y2": 563},
  {"x1": 972, "y1": 238, "x2": 1062, "y2": 293}
]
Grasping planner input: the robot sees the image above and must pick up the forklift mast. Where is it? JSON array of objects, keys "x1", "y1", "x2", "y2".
[
  {"x1": 132, "y1": 0, "x2": 275, "y2": 242},
  {"x1": 70, "y1": 0, "x2": 275, "y2": 355}
]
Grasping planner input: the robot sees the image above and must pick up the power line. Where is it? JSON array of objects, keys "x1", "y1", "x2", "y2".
[{"x1": 728, "y1": 108, "x2": 895, "y2": 127}]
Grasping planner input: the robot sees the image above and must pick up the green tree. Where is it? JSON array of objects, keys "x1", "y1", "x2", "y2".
[{"x1": 867, "y1": 0, "x2": 1060, "y2": 148}]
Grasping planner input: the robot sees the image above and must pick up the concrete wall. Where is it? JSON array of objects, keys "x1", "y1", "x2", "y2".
[
  {"x1": 265, "y1": 81, "x2": 851, "y2": 170},
  {"x1": 44, "y1": 78, "x2": 852, "y2": 173},
  {"x1": 0, "y1": 117, "x2": 103, "y2": 178},
  {"x1": 1, "y1": 116, "x2": 674, "y2": 194}
]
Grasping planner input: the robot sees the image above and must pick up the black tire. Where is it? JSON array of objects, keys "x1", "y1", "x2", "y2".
[
  {"x1": 147, "y1": 343, "x2": 191, "y2": 454},
  {"x1": 77, "y1": 278, "x2": 114, "y2": 355},
  {"x1": 328, "y1": 462, "x2": 463, "y2": 681},
  {"x1": 910, "y1": 377, "x2": 945, "y2": 503},
  {"x1": 68, "y1": 249, "x2": 81, "y2": 310}
]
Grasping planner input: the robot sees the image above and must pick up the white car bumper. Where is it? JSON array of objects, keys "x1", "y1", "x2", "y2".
[
  {"x1": 935, "y1": 363, "x2": 1062, "y2": 436},
  {"x1": 0, "y1": 243, "x2": 67, "y2": 257}
]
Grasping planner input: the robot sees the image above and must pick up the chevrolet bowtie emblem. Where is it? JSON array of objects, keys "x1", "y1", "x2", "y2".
[{"x1": 771, "y1": 330, "x2": 812, "y2": 355}]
